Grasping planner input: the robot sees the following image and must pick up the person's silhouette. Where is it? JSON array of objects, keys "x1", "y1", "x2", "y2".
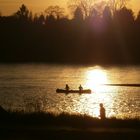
[
  {"x1": 79, "y1": 84, "x2": 83, "y2": 91},
  {"x1": 65, "y1": 84, "x2": 69, "y2": 91},
  {"x1": 99, "y1": 103, "x2": 106, "y2": 119}
]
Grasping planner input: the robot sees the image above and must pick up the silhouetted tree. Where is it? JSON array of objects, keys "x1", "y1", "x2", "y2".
[
  {"x1": 68, "y1": 0, "x2": 95, "y2": 19},
  {"x1": 93, "y1": 0, "x2": 107, "y2": 15},
  {"x1": 136, "y1": 11, "x2": 140, "y2": 24},
  {"x1": 33, "y1": 14, "x2": 38, "y2": 23},
  {"x1": 33, "y1": 13, "x2": 46, "y2": 25},
  {"x1": 89, "y1": 8, "x2": 99, "y2": 19},
  {"x1": 102, "y1": 6, "x2": 112, "y2": 27},
  {"x1": 38, "y1": 14, "x2": 45, "y2": 25},
  {"x1": 28, "y1": 11, "x2": 33, "y2": 22},
  {"x1": 14, "y1": 4, "x2": 29, "y2": 21},
  {"x1": 46, "y1": 15, "x2": 56, "y2": 24},
  {"x1": 73, "y1": 7, "x2": 83, "y2": 21},
  {"x1": 45, "y1": 6, "x2": 65, "y2": 20},
  {"x1": 103, "y1": 6, "x2": 112, "y2": 21},
  {"x1": 114, "y1": 7, "x2": 134, "y2": 26},
  {"x1": 0, "y1": 3, "x2": 140, "y2": 64},
  {"x1": 135, "y1": 11, "x2": 140, "y2": 35},
  {"x1": 108, "y1": 0, "x2": 130, "y2": 14},
  {"x1": 89, "y1": 7, "x2": 103, "y2": 33}
]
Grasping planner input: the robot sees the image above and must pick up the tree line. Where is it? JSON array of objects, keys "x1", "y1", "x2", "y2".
[{"x1": 0, "y1": 1, "x2": 140, "y2": 64}]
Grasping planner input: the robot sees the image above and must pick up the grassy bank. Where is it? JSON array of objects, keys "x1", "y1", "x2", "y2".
[
  {"x1": 0, "y1": 111, "x2": 140, "y2": 128},
  {"x1": 0, "y1": 111, "x2": 140, "y2": 140}
]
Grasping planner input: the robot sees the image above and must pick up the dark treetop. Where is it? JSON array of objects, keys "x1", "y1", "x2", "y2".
[{"x1": 0, "y1": 4, "x2": 140, "y2": 65}]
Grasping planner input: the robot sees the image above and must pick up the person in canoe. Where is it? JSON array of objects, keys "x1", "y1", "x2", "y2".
[
  {"x1": 79, "y1": 84, "x2": 83, "y2": 91},
  {"x1": 65, "y1": 84, "x2": 70, "y2": 91}
]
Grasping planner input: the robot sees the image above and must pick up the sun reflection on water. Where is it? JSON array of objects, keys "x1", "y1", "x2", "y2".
[
  {"x1": 85, "y1": 68, "x2": 109, "y2": 92},
  {"x1": 73, "y1": 67, "x2": 115, "y2": 118}
]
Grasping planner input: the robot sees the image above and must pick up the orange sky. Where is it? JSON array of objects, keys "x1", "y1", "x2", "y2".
[{"x1": 0, "y1": 0, "x2": 139, "y2": 16}]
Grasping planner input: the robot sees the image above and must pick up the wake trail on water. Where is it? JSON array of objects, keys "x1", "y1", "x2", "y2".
[{"x1": 102, "y1": 84, "x2": 140, "y2": 87}]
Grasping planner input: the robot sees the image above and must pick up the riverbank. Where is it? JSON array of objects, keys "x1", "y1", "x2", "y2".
[{"x1": 0, "y1": 111, "x2": 140, "y2": 140}]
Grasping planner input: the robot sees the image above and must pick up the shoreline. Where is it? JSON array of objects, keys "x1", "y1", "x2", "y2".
[{"x1": 0, "y1": 112, "x2": 140, "y2": 139}]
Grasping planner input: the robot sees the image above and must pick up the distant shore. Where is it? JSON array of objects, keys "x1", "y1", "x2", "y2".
[{"x1": 1, "y1": 4, "x2": 140, "y2": 65}]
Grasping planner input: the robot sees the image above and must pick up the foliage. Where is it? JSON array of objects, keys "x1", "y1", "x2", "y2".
[
  {"x1": 45, "y1": 5, "x2": 65, "y2": 19},
  {"x1": 68, "y1": 0, "x2": 95, "y2": 18},
  {"x1": 14, "y1": 4, "x2": 30, "y2": 20},
  {"x1": 0, "y1": 3, "x2": 140, "y2": 64},
  {"x1": 108, "y1": 0, "x2": 130, "y2": 13},
  {"x1": 1, "y1": 111, "x2": 140, "y2": 127},
  {"x1": 73, "y1": 7, "x2": 84, "y2": 21}
]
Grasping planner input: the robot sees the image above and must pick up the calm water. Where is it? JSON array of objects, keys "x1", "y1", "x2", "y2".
[{"x1": 0, "y1": 64, "x2": 140, "y2": 119}]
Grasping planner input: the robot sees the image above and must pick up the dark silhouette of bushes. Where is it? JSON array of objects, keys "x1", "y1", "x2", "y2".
[
  {"x1": 0, "y1": 109, "x2": 140, "y2": 129},
  {"x1": 0, "y1": 106, "x2": 139, "y2": 140},
  {"x1": 0, "y1": 4, "x2": 140, "y2": 64}
]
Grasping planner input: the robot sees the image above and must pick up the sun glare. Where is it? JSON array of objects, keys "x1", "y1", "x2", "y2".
[
  {"x1": 85, "y1": 69, "x2": 108, "y2": 92},
  {"x1": 73, "y1": 68, "x2": 113, "y2": 118}
]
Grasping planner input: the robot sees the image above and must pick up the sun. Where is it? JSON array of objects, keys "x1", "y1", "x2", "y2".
[{"x1": 85, "y1": 69, "x2": 108, "y2": 91}]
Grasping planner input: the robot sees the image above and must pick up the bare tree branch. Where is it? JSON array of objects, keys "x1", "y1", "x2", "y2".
[{"x1": 45, "y1": 6, "x2": 65, "y2": 19}]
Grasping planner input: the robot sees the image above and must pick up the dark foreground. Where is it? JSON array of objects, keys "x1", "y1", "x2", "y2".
[{"x1": 0, "y1": 111, "x2": 140, "y2": 140}]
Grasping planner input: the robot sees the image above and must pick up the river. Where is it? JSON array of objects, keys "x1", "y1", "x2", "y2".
[{"x1": 0, "y1": 64, "x2": 139, "y2": 119}]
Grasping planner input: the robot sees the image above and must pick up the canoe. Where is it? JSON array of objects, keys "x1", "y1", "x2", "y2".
[{"x1": 56, "y1": 89, "x2": 92, "y2": 94}]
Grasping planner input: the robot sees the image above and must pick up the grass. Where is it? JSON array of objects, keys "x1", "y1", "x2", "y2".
[
  {"x1": 1, "y1": 111, "x2": 140, "y2": 128},
  {"x1": 0, "y1": 111, "x2": 140, "y2": 140}
]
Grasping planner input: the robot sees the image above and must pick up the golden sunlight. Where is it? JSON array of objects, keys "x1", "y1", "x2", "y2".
[
  {"x1": 0, "y1": 0, "x2": 139, "y2": 16},
  {"x1": 85, "y1": 69, "x2": 109, "y2": 92},
  {"x1": 73, "y1": 68, "x2": 114, "y2": 118}
]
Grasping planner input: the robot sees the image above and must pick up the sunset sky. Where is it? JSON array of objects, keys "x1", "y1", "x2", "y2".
[{"x1": 0, "y1": 0, "x2": 139, "y2": 16}]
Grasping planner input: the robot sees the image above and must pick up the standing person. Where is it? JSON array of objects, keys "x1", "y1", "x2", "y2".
[
  {"x1": 65, "y1": 84, "x2": 69, "y2": 91},
  {"x1": 99, "y1": 103, "x2": 106, "y2": 119},
  {"x1": 79, "y1": 84, "x2": 83, "y2": 91}
]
